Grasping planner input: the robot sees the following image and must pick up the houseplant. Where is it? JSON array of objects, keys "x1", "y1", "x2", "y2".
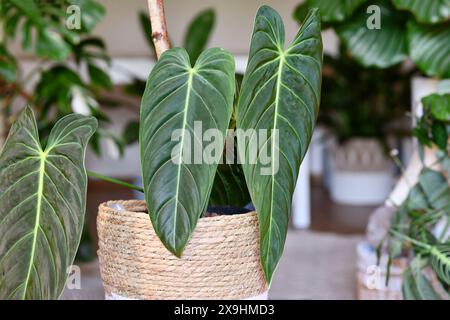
[
  {"x1": 0, "y1": 3, "x2": 323, "y2": 299},
  {"x1": 0, "y1": 0, "x2": 122, "y2": 156},
  {"x1": 123, "y1": 7, "x2": 217, "y2": 144},
  {"x1": 357, "y1": 93, "x2": 450, "y2": 300},
  {"x1": 0, "y1": 107, "x2": 97, "y2": 299},
  {"x1": 97, "y1": 3, "x2": 323, "y2": 299},
  {"x1": 384, "y1": 92, "x2": 450, "y2": 299},
  {"x1": 319, "y1": 48, "x2": 412, "y2": 205}
]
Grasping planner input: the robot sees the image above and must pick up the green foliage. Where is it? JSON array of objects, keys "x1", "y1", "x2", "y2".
[
  {"x1": 140, "y1": 48, "x2": 235, "y2": 256},
  {"x1": 413, "y1": 93, "x2": 450, "y2": 151},
  {"x1": 386, "y1": 94, "x2": 450, "y2": 299},
  {"x1": 0, "y1": 107, "x2": 97, "y2": 299},
  {"x1": 183, "y1": 9, "x2": 215, "y2": 63},
  {"x1": 136, "y1": 6, "x2": 322, "y2": 283},
  {"x1": 0, "y1": 0, "x2": 119, "y2": 156},
  {"x1": 236, "y1": 7, "x2": 323, "y2": 283},
  {"x1": 392, "y1": 0, "x2": 450, "y2": 24},
  {"x1": 294, "y1": 0, "x2": 450, "y2": 77},
  {"x1": 320, "y1": 46, "x2": 412, "y2": 145},
  {"x1": 336, "y1": 0, "x2": 409, "y2": 68}
]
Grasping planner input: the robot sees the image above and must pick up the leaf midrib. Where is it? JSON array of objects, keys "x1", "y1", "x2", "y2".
[
  {"x1": 22, "y1": 149, "x2": 47, "y2": 299},
  {"x1": 266, "y1": 51, "x2": 285, "y2": 272},
  {"x1": 172, "y1": 68, "x2": 195, "y2": 250}
]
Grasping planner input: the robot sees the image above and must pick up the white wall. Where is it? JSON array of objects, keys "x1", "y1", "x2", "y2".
[{"x1": 94, "y1": 0, "x2": 338, "y2": 57}]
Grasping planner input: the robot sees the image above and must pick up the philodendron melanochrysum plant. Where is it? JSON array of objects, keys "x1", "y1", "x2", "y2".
[
  {"x1": 0, "y1": 108, "x2": 97, "y2": 299},
  {"x1": 140, "y1": 6, "x2": 322, "y2": 282},
  {"x1": 0, "y1": 5, "x2": 322, "y2": 299}
]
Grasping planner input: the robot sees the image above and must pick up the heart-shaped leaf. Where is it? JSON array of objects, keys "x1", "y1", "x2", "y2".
[
  {"x1": 336, "y1": 0, "x2": 409, "y2": 68},
  {"x1": 407, "y1": 21, "x2": 450, "y2": 78},
  {"x1": 392, "y1": 0, "x2": 450, "y2": 24},
  {"x1": 0, "y1": 107, "x2": 97, "y2": 299},
  {"x1": 237, "y1": 6, "x2": 323, "y2": 283},
  {"x1": 140, "y1": 47, "x2": 235, "y2": 256}
]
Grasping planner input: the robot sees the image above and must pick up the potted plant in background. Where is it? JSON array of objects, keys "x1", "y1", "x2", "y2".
[
  {"x1": 318, "y1": 47, "x2": 412, "y2": 205},
  {"x1": 0, "y1": 3, "x2": 323, "y2": 300},
  {"x1": 357, "y1": 92, "x2": 450, "y2": 300}
]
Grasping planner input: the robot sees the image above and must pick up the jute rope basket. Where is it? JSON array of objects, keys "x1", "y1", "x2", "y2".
[{"x1": 97, "y1": 200, "x2": 268, "y2": 300}]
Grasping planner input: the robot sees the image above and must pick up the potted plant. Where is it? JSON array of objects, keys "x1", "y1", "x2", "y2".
[
  {"x1": 357, "y1": 92, "x2": 450, "y2": 300},
  {"x1": 318, "y1": 49, "x2": 411, "y2": 205},
  {"x1": 0, "y1": 3, "x2": 323, "y2": 299},
  {"x1": 383, "y1": 92, "x2": 450, "y2": 300}
]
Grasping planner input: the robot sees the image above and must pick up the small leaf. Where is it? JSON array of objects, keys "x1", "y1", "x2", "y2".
[
  {"x1": 0, "y1": 45, "x2": 17, "y2": 83},
  {"x1": 423, "y1": 93, "x2": 450, "y2": 122},
  {"x1": 431, "y1": 122, "x2": 448, "y2": 150},
  {"x1": 88, "y1": 63, "x2": 112, "y2": 90},
  {"x1": 37, "y1": 28, "x2": 71, "y2": 61},
  {"x1": 183, "y1": 9, "x2": 215, "y2": 63},
  {"x1": 123, "y1": 120, "x2": 140, "y2": 145},
  {"x1": 69, "y1": 0, "x2": 106, "y2": 32}
]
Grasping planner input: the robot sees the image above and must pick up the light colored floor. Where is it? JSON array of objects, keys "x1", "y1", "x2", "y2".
[
  {"x1": 61, "y1": 230, "x2": 363, "y2": 300},
  {"x1": 269, "y1": 230, "x2": 363, "y2": 299}
]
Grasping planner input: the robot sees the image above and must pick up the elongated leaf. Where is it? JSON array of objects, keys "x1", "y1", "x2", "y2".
[
  {"x1": 408, "y1": 21, "x2": 450, "y2": 78},
  {"x1": 237, "y1": 6, "x2": 322, "y2": 283},
  {"x1": 336, "y1": 0, "x2": 408, "y2": 68},
  {"x1": 392, "y1": 0, "x2": 450, "y2": 24},
  {"x1": 0, "y1": 107, "x2": 97, "y2": 299},
  {"x1": 140, "y1": 48, "x2": 235, "y2": 256},
  {"x1": 183, "y1": 9, "x2": 215, "y2": 63}
]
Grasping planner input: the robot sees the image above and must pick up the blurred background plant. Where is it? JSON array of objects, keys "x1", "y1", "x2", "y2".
[
  {"x1": 0, "y1": 0, "x2": 126, "y2": 156},
  {"x1": 320, "y1": 45, "x2": 413, "y2": 150},
  {"x1": 384, "y1": 92, "x2": 450, "y2": 299},
  {"x1": 294, "y1": 0, "x2": 449, "y2": 78},
  {"x1": 0, "y1": 0, "x2": 123, "y2": 261}
]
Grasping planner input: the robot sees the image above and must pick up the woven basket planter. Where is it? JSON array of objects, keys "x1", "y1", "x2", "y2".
[{"x1": 97, "y1": 200, "x2": 268, "y2": 300}]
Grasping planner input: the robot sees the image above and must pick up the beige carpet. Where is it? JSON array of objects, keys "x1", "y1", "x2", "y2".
[
  {"x1": 61, "y1": 231, "x2": 363, "y2": 300},
  {"x1": 269, "y1": 230, "x2": 363, "y2": 300}
]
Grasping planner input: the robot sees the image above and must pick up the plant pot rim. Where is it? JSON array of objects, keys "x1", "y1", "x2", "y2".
[{"x1": 100, "y1": 200, "x2": 256, "y2": 223}]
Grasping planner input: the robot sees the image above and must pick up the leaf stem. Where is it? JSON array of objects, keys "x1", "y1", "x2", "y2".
[{"x1": 87, "y1": 170, "x2": 144, "y2": 193}]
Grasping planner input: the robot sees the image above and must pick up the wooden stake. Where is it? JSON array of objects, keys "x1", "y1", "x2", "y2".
[{"x1": 147, "y1": 0, "x2": 170, "y2": 59}]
